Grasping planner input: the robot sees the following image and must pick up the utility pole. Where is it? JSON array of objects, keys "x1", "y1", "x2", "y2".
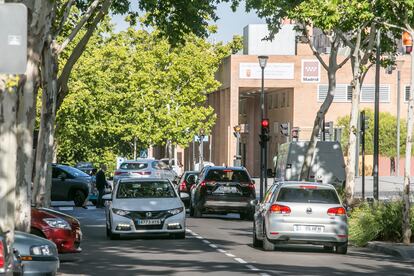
[
  {"x1": 373, "y1": 29, "x2": 380, "y2": 201},
  {"x1": 396, "y1": 68, "x2": 401, "y2": 176},
  {"x1": 360, "y1": 111, "x2": 366, "y2": 201}
]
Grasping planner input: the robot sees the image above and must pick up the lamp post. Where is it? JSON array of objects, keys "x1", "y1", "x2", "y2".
[
  {"x1": 258, "y1": 55, "x2": 268, "y2": 201},
  {"x1": 373, "y1": 29, "x2": 380, "y2": 201},
  {"x1": 396, "y1": 59, "x2": 405, "y2": 176}
]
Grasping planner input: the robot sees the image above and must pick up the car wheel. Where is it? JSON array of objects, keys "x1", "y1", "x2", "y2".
[
  {"x1": 262, "y1": 227, "x2": 275, "y2": 251},
  {"x1": 172, "y1": 232, "x2": 186, "y2": 239},
  {"x1": 323, "y1": 245, "x2": 334, "y2": 252},
  {"x1": 336, "y1": 243, "x2": 348, "y2": 254},
  {"x1": 252, "y1": 224, "x2": 263, "y2": 248},
  {"x1": 72, "y1": 190, "x2": 86, "y2": 207}
]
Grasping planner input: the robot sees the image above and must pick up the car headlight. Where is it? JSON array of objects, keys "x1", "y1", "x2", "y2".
[
  {"x1": 30, "y1": 245, "x2": 53, "y2": 256},
  {"x1": 43, "y1": 218, "x2": 71, "y2": 230},
  {"x1": 112, "y1": 208, "x2": 130, "y2": 216},
  {"x1": 168, "y1": 207, "x2": 184, "y2": 216}
]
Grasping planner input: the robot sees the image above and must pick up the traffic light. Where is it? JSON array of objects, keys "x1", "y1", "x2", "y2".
[{"x1": 260, "y1": 119, "x2": 270, "y2": 144}]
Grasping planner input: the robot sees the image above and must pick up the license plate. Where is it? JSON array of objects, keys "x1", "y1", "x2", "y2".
[
  {"x1": 294, "y1": 225, "x2": 324, "y2": 233},
  {"x1": 136, "y1": 219, "x2": 161, "y2": 225},
  {"x1": 214, "y1": 186, "x2": 239, "y2": 194}
]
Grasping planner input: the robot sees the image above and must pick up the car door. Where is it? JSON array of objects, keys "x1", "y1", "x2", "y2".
[
  {"x1": 255, "y1": 184, "x2": 277, "y2": 239},
  {"x1": 51, "y1": 167, "x2": 67, "y2": 200}
]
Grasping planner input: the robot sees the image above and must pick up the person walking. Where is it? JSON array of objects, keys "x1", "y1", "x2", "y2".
[
  {"x1": 82, "y1": 168, "x2": 98, "y2": 209},
  {"x1": 96, "y1": 164, "x2": 108, "y2": 208}
]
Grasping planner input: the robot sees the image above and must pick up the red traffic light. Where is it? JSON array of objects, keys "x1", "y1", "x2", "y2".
[{"x1": 261, "y1": 119, "x2": 270, "y2": 128}]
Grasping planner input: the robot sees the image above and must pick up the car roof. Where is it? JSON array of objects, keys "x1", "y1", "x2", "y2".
[
  {"x1": 277, "y1": 181, "x2": 336, "y2": 189},
  {"x1": 121, "y1": 159, "x2": 156, "y2": 163},
  {"x1": 118, "y1": 177, "x2": 171, "y2": 183},
  {"x1": 204, "y1": 166, "x2": 247, "y2": 171}
]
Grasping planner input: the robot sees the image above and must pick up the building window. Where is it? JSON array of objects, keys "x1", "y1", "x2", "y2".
[
  {"x1": 405, "y1": 85, "x2": 411, "y2": 102},
  {"x1": 318, "y1": 84, "x2": 390, "y2": 103},
  {"x1": 281, "y1": 92, "x2": 286, "y2": 107},
  {"x1": 274, "y1": 93, "x2": 278, "y2": 108}
]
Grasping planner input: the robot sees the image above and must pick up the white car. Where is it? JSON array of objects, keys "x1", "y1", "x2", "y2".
[{"x1": 104, "y1": 178, "x2": 186, "y2": 240}]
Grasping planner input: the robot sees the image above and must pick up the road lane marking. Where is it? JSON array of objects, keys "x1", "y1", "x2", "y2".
[
  {"x1": 225, "y1": 253, "x2": 235, "y2": 258},
  {"x1": 202, "y1": 240, "x2": 210, "y2": 244},
  {"x1": 59, "y1": 207, "x2": 74, "y2": 211},
  {"x1": 246, "y1": 265, "x2": 260, "y2": 271},
  {"x1": 209, "y1": 244, "x2": 218, "y2": 249},
  {"x1": 234, "y1": 258, "x2": 247, "y2": 264},
  {"x1": 217, "y1": 248, "x2": 226, "y2": 253}
]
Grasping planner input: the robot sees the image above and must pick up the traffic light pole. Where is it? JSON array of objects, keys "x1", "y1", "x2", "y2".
[
  {"x1": 260, "y1": 66, "x2": 265, "y2": 202},
  {"x1": 360, "y1": 111, "x2": 365, "y2": 201},
  {"x1": 373, "y1": 29, "x2": 380, "y2": 201}
]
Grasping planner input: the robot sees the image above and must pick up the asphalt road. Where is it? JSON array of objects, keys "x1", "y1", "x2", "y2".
[{"x1": 55, "y1": 206, "x2": 414, "y2": 276}]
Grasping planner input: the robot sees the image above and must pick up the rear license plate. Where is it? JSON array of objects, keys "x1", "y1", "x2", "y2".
[
  {"x1": 136, "y1": 219, "x2": 161, "y2": 225},
  {"x1": 293, "y1": 225, "x2": 324, "y2": 233},
  {"x1": 214, "y1": 186, "x2": 239, "y2": 194}
]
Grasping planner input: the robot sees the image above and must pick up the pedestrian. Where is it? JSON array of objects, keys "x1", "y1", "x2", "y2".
[
  {"x1": 82, "y1": 168, "x2": 98, "y2": 209},
  {"x1": 96, "y1": 164, "x2": 108, "y2": 208}
]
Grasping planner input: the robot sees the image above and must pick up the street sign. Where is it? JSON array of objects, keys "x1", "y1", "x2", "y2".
[
  {"x1": 194, "y1": 135, "x2": 209, "y2": 142},
  {"x1": 0, "y1": 3, "x2": 27, "y2": 74},
  {"x1": 139, "y1": 149, "x2": 148, "y2": 158}
]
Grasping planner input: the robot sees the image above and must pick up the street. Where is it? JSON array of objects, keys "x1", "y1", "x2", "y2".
[{"x1": 56, "y1": 206, "x2": 414, "y2": 276}]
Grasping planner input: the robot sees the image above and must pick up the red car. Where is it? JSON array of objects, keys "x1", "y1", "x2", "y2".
[{"x1": 31, "y1": 208, "x2": 82, "y2": 253}]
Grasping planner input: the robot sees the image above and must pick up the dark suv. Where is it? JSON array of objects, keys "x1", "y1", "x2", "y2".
[
  {"x1": 189, "y1": 166, "x2": 256, "y2": 220},
  {"x1": 51, "y1": 164, "x2": 91, "y2": 207}
]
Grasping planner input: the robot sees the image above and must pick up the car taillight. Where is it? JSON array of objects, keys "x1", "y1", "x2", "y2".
[
  {"x1": 0, "y1": 242, "x2": 4, "y2": 269},
  {"x1": 179, "y1": 181, "x2": 188, "y2": 192},
  {"x1": 299, "y1": 185, "x2": 317, "y2": 189},
  {"x1": 327, "y1": 207, "x2": 347, "y2": 216},
  {"x1": 200, "y1": 181, "x2": 206, "y2": 187},
  {"x1": 270, "y1": 204, "x2": 291, "y2": 214}
]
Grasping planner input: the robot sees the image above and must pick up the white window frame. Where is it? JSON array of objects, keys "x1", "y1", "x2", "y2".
[
  {"x1": 317, "y1": 84, "x2": 351, "y2": 103},
  {"x1": 404, "y1": 85, "x2": 411, "y2": 102},
  {"x1": 360, "y1": 84, "x2": 391, "y2": 103}
]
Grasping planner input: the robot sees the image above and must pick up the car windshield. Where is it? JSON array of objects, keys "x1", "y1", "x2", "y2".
[
  {"x1": 117, "y1": 181, "x2": 176, "y2": 198},
  {"x1": 205, "y1": 169, "x2": 250, "y2": 183},
  {"x1": 120, "y1": 162, "x2": 148, "y2": 170},
  {"x1": 277, "y1": 187, "x2": 340, "y2": 204},
  {"x1": 60, "y1": 165, "x2": 89, "y2": 177}
]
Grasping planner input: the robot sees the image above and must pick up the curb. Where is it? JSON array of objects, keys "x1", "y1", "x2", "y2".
[{"x1": 367, "y1": 242, "x2": 414, "y2": 261}]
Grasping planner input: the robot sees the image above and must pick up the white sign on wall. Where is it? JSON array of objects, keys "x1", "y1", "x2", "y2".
[
  {"x1": 239, "y1": 63, "x2": 294, "y2": 80},
  {"x1": 301, "y1": 59, "x2": 320, "y2": 83}
]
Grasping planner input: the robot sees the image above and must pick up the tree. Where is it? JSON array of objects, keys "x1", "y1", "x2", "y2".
[
  {"x1": 376, "y1": 0, "x2": 414, "y2": 245},
  {"x1": 32, "y1": 0, "x2": 241, "y2": 207},
  {"x1": 55, "y1": 28, "x2": 241, "y2": 169}
]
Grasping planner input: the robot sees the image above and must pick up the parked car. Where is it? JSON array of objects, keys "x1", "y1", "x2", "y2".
[
  {"x1": 252, "y1": 181, "x2": 348, "y2": 253},
  {"x1": 74, "y1": 161, "x2": 96, "y2": 175},
  {"x1": 31, "y1": 208, "x2": 82, "y2": 254},
  {"x1": 0, "y1": 233, "x2": 23, "y2": 275},
  {"x1": 51, "y1": 164, "x2": 91, "y2": 207},
  {"x1": 177, "y1": 171, "x2": 199, "y2": 208},
  {"x1": 104, "y1": 178, "x2": 186, "y2": 240},
  {"x1": 274, "y1": 141, "x2": 346, "y2": 188},
  {"x1": 14, "y1": 231, "x2": 59, "y2": 275},
  {"x1": 160, "y1": 158, "x2": 183, "y2": 177},
  {"x1": 189, "y1": 166, "x2": 256, "y2": 220},
  {"x1": 113, "y1": 159, "x2": 178, "y2": 185}
]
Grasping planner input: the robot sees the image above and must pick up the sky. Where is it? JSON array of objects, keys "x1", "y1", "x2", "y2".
[{"x1": 111, "y1": 1, "x2": 265, "y2": 43}]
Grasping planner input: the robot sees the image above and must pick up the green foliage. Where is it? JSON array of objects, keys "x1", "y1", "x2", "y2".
[
  {"x1": 336, "y1": 109, "x2": 407, "y2": 157},
  {"x1": 349, "y1": 201, "x2": 414, "y2": 246},
  {"x1": 55, "y1": 26, "x2": 240, "y2": 167}
]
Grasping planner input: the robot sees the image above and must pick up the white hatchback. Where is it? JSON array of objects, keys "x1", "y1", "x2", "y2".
[{"x1": 104, "y1": 178, "x2": 186, "y2": 239}]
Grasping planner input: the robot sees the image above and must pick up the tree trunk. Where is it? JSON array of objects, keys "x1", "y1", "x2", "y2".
[
  {"x1": 402, "y1": 44, "x2": 413, "y2": 245},
  {"x1": 15, "y1": 0, "x2": 53, "y2": 230},
  {"x1": 300, "y1": 48, "x2": 338, "y2": 180},
  {"x1": 345, "y1": 59, "x2": 362, "y2": 205},
  {"x1": 0, "y1": 77, "x2": 17, "y2": 262},
  {"x1": 32, "y1": 41, "x2": 58, "y2": 208}
]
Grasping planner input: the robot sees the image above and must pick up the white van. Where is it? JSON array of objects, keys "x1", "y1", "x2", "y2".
[{"x1": 274, "y1": 141, "x2": 346, "y2": 188}]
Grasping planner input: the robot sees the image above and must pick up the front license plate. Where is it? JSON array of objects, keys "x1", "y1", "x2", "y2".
[
  {"x1": 294, "y1": 225, "x2": 324, "y2": 233},
  {"x1": 136, "y1": 219, "x2": 161, "y2": 225}
]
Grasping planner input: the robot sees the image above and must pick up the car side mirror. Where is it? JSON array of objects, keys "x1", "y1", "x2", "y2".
[
  {"x1": 102, "y1": 194, "x2": 112, "y2": 201},
  {"x1": 250, "y1": 199, "x2": 258, "y2": 206},
  {"x1": 180, "y1": 192, "x2": 190, "y2": 200}
]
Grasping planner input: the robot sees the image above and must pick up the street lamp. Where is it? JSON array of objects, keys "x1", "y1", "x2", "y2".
[
  {"x1": 396, "y1": 59, "x2": 405, "y2": 177},
  {"x1": 258, "y1": 55, "x2": 268, "y2": 201},
  {"x1": 373, "y1": 29, "x2": 380, "y2": 201}
]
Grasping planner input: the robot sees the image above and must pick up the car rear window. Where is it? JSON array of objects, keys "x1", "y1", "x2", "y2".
[
  {"x1": 205, "y1": 169, "x2": 250, "y2": 183},
  {"x1": 117, "y1": 181, "x2": 176, "y2": 198},
  {"x1": 120, "y1": 162, "x2": 148, "y2": 170},
  {"x1": 60, "y1": 165, "x2": 90, "y2": 177},
  {"x1": 277, "y1": 187, "x2": 340, "y2": 204}
]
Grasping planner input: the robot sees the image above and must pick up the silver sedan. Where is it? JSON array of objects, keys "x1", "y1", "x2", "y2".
[
  {"x1": 253, "y1": 181, "x2": 348, "y2": 253},
  {"x1": 104, "y1": 178, "x2": 186, "y2": 240}
]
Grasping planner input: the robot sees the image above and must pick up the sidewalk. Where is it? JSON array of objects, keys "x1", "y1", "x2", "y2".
[{"x1": 367, "y1": 242, "x2": 414, "y2": 261}]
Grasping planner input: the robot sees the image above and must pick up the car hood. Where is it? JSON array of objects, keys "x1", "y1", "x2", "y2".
[
  {"x1": 32, "y1": 207, "x2": 80, "y2": 227},
  {"x1": 14, "y1": 231, "x2": 57, "y2": 256},
  {"x1": 113, "y1": 198, "x2": 183, "y2": 211}
]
